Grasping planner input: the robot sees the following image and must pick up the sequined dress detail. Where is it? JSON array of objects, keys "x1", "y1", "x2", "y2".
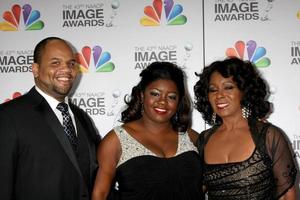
[{"x1": 109, "y1": 126, "x2": 204, "y2": 200}]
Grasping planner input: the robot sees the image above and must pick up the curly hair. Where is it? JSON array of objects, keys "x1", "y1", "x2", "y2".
[
  {"x1": 121, "y1": 61, "x2": 191, "y2": 132},
  {"x1": 194, "y1": 57, "x2": 271, "y2": 125}
]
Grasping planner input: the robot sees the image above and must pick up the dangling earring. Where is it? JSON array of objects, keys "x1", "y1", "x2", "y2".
[
  {"x1": 140, "y1": 102, "x2": 144, "y2": 115},
  {"x1": 174, "y1": 112, "x2": 179, "y2": 122},
  {"x1": 211, "y1": 112, "x2": 216, "y2": 124},
  {"x1": 242, "y1": 106, "x2": 251, "y2": 119}
]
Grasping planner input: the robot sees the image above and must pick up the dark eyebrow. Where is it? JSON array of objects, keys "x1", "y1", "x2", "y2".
[{"x1": 150, "y1": 88, "x2": 178, "y2": 94}]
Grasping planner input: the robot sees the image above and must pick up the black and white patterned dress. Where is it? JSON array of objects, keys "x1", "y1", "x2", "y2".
[{"x1": 197, "y1": 120, "x2": 297, "y2": 200}]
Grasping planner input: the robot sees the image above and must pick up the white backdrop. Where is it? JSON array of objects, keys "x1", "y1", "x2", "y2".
[{"x1": 1, "y1": 0, "x2": 300, "y2": 193}]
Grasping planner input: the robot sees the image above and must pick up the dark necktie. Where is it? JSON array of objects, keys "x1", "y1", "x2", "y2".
[{"x1": 56, "y1": 102, "x2": 78, "y2": 152}]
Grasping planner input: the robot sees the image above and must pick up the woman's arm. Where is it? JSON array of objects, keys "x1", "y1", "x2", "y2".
[
  {"x1": 187, "y1": 128, "x2": 200, "y2": 146},
  {"x1": 279, "y1": 186, "x2": 296, "y2": 200},
  {"x1": 92, "y1": 130, "x2": 121, "y2": 200},
  {"x1": 265, "y1": 125, "x2": 297, "y2": 200}
]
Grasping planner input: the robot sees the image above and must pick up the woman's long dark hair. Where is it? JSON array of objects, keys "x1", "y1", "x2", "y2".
[
  {"x1": 121, "y1": 61, "x2": 191, "y2": 132},
  {"x1": 194, "y1": 57, "x2": 271, "y2": 125}
]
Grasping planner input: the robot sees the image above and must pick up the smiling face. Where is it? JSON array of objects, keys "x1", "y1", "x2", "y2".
[
  {"x1": 208, "y1": 71, "x2": 243, "y2": 120},
  {"x1": 32, "y1": 39, "x2": 78, "y2": 102},
  {"x1": 141, "y1": 79, "x2": 179, "y2": 124}
]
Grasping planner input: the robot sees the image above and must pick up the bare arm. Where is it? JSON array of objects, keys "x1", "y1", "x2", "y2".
[
  {"x1": 279, "y1": 186, "x2": 296, "y2": 200},
  {"x1": 187, "y1": 128, "x2": 200, "y2": 146},
  {"x1": 187, "y1": 128, "x2": 206, "y2": 193},
  {"x1": 92, "y1": 130, "x2": 121, "y2": 200}
]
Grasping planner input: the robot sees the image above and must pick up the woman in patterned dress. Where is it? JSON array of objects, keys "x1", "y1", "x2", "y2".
[{"x1": 194, "y1": 57, "x2": 297, "y2": 200}]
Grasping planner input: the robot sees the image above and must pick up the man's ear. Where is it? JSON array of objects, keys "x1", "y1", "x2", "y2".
[{"x1": 32, "y1": 63, "x2": 39, "y2": 78}]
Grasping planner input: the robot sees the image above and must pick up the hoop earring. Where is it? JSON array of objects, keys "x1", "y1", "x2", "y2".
[{"x1": 242, "y1": 106, "x2": 251, "y2": 119}]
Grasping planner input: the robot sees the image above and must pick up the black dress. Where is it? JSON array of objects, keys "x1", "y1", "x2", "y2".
[
  {"x1": 197, "y1": 120, "x2": 297, "y2": 200},
  {"x1": 109, "y1": 126, "x2": 204, "y2": 200}
]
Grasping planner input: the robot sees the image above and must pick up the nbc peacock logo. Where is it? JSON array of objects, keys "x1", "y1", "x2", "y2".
[
  {"x1": 0, "y1": 4, "x2": 44, "y2": 31},
  {"x1": 140, "y1": 0, "x2": 187, "y2": 26},
  {"x1": 75, "y1": 45, "x2": 115, "y2": 73},
  {"x1": 226, "y1": 40, "x2": 271, "y2": 68}
]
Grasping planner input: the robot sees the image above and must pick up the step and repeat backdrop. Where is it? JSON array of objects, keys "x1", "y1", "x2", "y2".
[{"x1": 1, "y1": 0, "x2": 300, "y2": 189}]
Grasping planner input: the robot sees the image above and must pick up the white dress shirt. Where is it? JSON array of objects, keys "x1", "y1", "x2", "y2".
[{"x1": 35, "y1": 86, "x2": 77, "y2": 135}]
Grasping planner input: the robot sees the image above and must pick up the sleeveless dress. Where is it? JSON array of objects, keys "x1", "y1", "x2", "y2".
[
  {"x1": 197, "y1": 120, "x2": 297, "y2": 200},
  {"x1": 109, "y1": 126, "x2": 204, "y2": 200}
]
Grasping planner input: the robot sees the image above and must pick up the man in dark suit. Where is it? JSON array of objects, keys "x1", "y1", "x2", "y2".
[{"x1": 0, "y1": 37, "x2": 100, "y2": 200}]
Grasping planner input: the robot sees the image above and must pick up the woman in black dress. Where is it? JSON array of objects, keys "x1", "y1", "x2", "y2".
[
  {"x1": 194, "y1": 57, "x2": 297, "y2": 200},
  {"x1": 92, "y1": 61, "x2": 204, "y2": 200}
]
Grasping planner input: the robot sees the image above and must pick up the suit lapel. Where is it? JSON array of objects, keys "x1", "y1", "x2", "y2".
[
  {"x1": 71, "y1": 105, "x2": 98, "y2": 186},
  {"x1": 74, "y1": 114, "x2": 91, "y2": 155},
  {"x1": 28, "y1": 87, "x2": 83, "y2": 178},
  {"x1": 72, "y1": 107, "x2": 93, "y2": 175}
]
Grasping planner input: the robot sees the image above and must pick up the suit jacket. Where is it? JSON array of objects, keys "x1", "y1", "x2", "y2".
[{"x1": 0, "y1": 87, "x2": 100, "y2": 200}]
